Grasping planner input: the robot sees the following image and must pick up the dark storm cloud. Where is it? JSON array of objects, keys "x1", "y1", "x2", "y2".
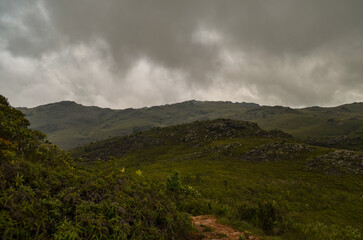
[{"x1": 0, "y1": 0, "x2": 362, "y2": 108}]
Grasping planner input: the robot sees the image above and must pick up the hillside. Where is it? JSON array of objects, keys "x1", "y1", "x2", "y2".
[
  {"x1": 73, "y1": 119, "x2": 363, "y2": 239},
  {"x1": 3, "y1": 92, "x2": 362, "y2": 239},
  {"x1": 0, "y1": 95, "x2": 196, "y2": 239},
  {"x1": 19, "y1": 101, "x2": 363, "y2": 149}
]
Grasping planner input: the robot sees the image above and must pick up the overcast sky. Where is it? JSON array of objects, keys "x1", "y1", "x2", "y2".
[{"x1": 1, "y1": 0, "x2": 362, "y2": 109}]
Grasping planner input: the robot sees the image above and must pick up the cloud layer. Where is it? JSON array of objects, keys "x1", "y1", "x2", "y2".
[{"x1": 1, "y1": 0, "x2": 363, "y2": 108}]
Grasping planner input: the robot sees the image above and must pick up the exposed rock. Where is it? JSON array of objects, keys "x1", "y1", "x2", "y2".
[
  {"x1": 307, "y1": 150, "x2": 363, "y2": 175},
  {"x1": 73, "y1": 119, "x2": 292, "y2": 162},
  {"x1": 203, "y1": 142, "x2": 242, "y2": 155},
  {"x1": 177, "y1": 119, "x2": 291, "y2": 143},
  {"x1": 242, "y1": 142, "x2": 312, "y2": 162}
]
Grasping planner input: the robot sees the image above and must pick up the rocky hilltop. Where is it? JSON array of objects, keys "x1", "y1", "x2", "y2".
[
  {"x1": 19, "y1": 100, "x2": 363, "y2": 149},
  {"x1": 308, "y1": 150, "x2": 363, "y2": 175},
  {"x1": 72, "y1": 119, "x2": 291, "y2": 162}
]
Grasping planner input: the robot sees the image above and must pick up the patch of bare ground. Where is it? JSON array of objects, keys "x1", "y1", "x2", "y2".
[{"x1": 192, "y1": 215, "x2": 261, "y2": 240}]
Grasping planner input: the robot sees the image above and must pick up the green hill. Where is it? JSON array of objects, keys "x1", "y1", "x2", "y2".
[
  {"x1": 72, "y1": 119, "x2": 363, "y2": 239},
  {"x1": 0, "y1": 95, "x2": 195, "y2": 239},
  {"x1": 19, "y1": 101, "x2": 363, "y2": 150},
  {"x1": 3, "y1": 94, "x2": 363, "y2": 239}
]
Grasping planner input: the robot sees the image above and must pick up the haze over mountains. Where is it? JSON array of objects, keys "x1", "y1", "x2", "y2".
[{"x1": 19, "y1": 100, "x2": 363, "y2": 149}]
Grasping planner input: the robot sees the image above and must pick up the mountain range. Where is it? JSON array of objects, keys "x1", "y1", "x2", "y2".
[{"x1": 19, "y1": 100, "x2": 363, "y2": 149}]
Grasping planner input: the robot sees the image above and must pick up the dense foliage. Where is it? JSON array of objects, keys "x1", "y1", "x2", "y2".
[
  {"x1": 3, "y1": 94, "x2": 362, "y2": 239},
  {"x1": 0, "y1": 95, "x2": 194, "y2": 239},
  {"x1": 74, "y1": 118, "x2": 363, "y2": 240}
]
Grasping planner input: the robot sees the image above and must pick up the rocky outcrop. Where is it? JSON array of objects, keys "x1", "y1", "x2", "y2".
[
  {"x1": 203, "y1": 142, "x2": 242, "y2": 155},
  {"x1": 177, "y1": 119, "x2": 291, "y2": 143},
  {"x1": 307, "y1": 150, "x2": 363, "y2": 175},
  {"x1": 73, "y1": 119, "x2": 292, "y2": 162},
  {"x1": 242, "y1": 142, "x2": 312, "y2": 162}
]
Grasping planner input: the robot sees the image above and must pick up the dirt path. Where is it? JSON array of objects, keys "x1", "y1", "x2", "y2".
[{"x1": 192, "y1": 215, "x2": 260, "y2": 240}]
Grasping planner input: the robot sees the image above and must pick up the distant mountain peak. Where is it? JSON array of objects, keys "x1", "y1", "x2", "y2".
[
  {"x1": 59, "y1": 100, "x2": 77, "y2": 104},
  {"x1": 18, "y1": 99, "x2": 363, "y2": 149}
]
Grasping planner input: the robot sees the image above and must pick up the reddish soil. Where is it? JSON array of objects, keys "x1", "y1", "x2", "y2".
[{"x1": 192, "y1": 215, "x2": 261, "y2": 240}]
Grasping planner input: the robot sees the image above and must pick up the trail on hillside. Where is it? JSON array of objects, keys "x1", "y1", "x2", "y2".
[{"x1": 192, "y1": 215, "x2": 260, "y2": 240}]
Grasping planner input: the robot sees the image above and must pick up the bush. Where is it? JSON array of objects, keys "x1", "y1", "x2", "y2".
[
  {"x1": 0, "y1": 95, "x2": 194, "y2": 239},
  {"x1": 166, "y1": 171, "x2": 183, "y2": 192},
  {"x1": 236, "y1": 201, "x2": 280, "y2": 234}
]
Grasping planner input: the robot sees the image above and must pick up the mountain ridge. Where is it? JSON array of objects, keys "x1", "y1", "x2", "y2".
[{"x1": 18, "y1": 100, "x2": 363, "y2": 149}]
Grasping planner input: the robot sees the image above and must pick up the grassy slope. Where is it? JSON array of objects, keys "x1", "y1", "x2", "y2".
[
  {"x1": 19, "y1": 101, "x2": 363, "y2": 149},
  {"x1": 255, "y1": 104, "x2": 363, "y2": 138},
  {"x1": 73, "y1": 119, "x2": 363, "y2": 239}
]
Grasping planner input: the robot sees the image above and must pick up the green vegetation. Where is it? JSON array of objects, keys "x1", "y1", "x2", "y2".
[
  {"x1": 73, "y1": 119, "x2": 363, "y2": 239},
  {"x1": 4, "y1": 94, "x2": 363, "y2": 239},
  {"x1": 19, "y1": 100, "x2": 363, "y2": 149},
  {"x1": 0, "y1": 95, "x2": 196, "y2": 239}
]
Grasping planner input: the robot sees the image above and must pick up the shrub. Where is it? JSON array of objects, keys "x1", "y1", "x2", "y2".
[
  {"x1": 236, "y1": 201, "x2": 280, "y2": 234},
  {"x1": 0, "y1": 95, "x2": 194, "y2": 239}
]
